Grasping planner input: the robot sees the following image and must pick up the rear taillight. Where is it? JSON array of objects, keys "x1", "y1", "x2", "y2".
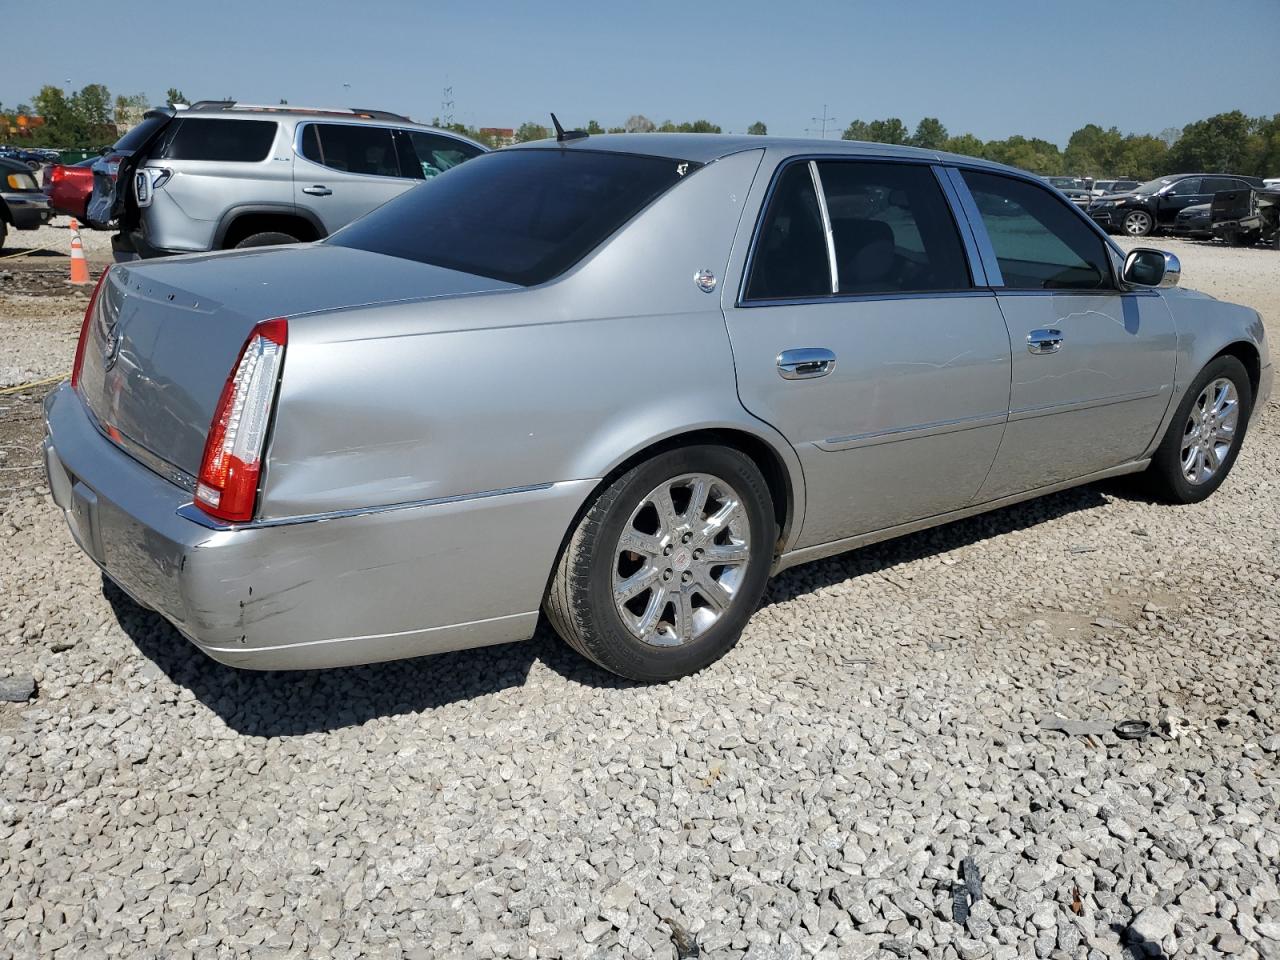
[
  {"x1": 71, "y1": 266, "x2": 111, "y2": 390},
  {"x1": 49, "y1": 165, "x2": 67, "y2": 184},
  {"x1": 195, "y1": 318, "x2": 288, "y2": 523}
]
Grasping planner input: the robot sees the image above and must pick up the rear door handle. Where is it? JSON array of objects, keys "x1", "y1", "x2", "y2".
[
  {"x1": 302, "y1": 185, "x2": 332, "y2": 196},
  {"x1": 1027, "y1": 328, "x2": 1064, "y2": 355},
  {"x1": 777, "y1": 347, "x2": 836, "y2": 379}
]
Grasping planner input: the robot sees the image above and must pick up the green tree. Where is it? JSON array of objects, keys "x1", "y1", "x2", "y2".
[
  {"x1": 866, "y1": 118, "x2": 909, "y2": 145},
  {"x1": 943, "y1": 133, "x2": 986, "y2": 159},
  {"x1": 585, "y1": 120, "x2": 605, "y2": 135},
  {"x1": 1244, "y1": 114, "x2": 1280, "y2": 178},
  {"x1": 1063, "y1": 123, "x2": 1124, "y2": 175},
  {"x1": 1167, "y1": 111, "x2": 1253, "y2": 172},
  {"x1": 515, "y1": 121, "x2": 550, "y2": 143},
  {"x1": 606, "y1": 126, "x2": 626, "y2": 134},
  {"x1": 747, "y1": 121, "x2": 767, "y2": 136},
  {"x1": 841, "y1": 119, "x2": 871, "y2": 141},
  {"x1": 910, "y1": 117, "x2": 948, "y2": 150},
  {"x1": 30, "y1": 85, "x2": 88, "y2": 146},
  {"x1": 678, "y1": 119, "x2": 721, "y2": 133},
  {"x1": 166, "y1": 88, "x2": 188, "y2": 106},
  {"x1": 984, "y1": 135, "x2": 1064, "y2": 175},
  {"x1": 1115, "y1": 134, "x2": 1169, "y2": 180}
]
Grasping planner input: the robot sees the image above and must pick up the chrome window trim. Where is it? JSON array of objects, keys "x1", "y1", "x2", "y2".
[
  {"x1": 808, "y1": 161, "x2": 839, "y2": 294},
  {"x1": 737, "y1": 153, "x2": 981, "y2": 308},
  {"x1": 176, "y1": 480, "x2": 562, "y2": 530}
]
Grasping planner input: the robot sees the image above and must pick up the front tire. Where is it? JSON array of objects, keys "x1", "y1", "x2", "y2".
[
  {"x1": 1144, "y1": 355, "x2": 1252, "y2": 503},
  {"x1": 1122, "y1": 209, "x2": 1155, "y2": 237},
  {"x1": 546, "y1": 446, "x2": 776, "y2": 681}
]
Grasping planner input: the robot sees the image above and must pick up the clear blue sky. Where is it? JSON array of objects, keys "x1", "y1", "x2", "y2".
[{"x1": 3, "y1": 0, "x2": 1277, "y2": 145}]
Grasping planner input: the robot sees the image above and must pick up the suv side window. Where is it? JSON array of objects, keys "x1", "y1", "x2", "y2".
[
  {"x1": 744, "y1": 162, "x2": 831, "y2": 301},
  {"x1": 960, "y1": 170, "x2": 1112, "y2": 291},
  {"x1": 300, "y1": 123, "x2": 400, "y2": 177},
  {"x1": 1166, "y1": 178, "x2": 1202, "y2": 196},
  {"x1": 403, "y1": 131, "x2": 482, "y2": 178},
  {"x1": 157, "y1": 119, "x2": 278, "y2": 162},
  {"x1": 817, "y1": 160, "x2": 971, "y2": 294}
]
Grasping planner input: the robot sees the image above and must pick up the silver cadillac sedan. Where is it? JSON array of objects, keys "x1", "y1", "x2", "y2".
[{"x1": 44, "y1": 134, "x2": 1272, "y2": 681}]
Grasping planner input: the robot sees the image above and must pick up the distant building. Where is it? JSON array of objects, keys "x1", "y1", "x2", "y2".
[
  {"x1": 479, "y1": 127, "x2": 515, "y2": 147},
  {"x1": 2, "y1": 114, "x2": 45, "y2": 138},
  {"x1": 115, "y1": 103, "x2": 148, "y2": 137}
]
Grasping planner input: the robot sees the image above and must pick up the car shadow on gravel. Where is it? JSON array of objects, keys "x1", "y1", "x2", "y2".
[
  {"x1": 104, "y1": 481, "x2": 1120, "y2": 736},
  {"x1": 102, "y1": 577, "x2": 633, "y2": 737}
]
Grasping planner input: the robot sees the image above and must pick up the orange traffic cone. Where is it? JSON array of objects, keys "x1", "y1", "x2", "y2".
[{"x1": 69, "y1": 219, "x2": 90, "y2": 285}]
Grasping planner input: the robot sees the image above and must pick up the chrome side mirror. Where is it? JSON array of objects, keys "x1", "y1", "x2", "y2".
[{"x1": 1123, "y1": 248, "x2": 1180, "y2": 288}]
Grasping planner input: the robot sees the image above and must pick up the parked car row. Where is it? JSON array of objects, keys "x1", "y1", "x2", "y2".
[
  {"x1": 0, "y1": 145, "x2": 62, "y2": 170},
  {"x1": 43, "y1": 133, "x2": 1272, "y2": 680},
  {"x1": 83, "y1": 101, "x2": 487, "y2": 259},
  {"x1": 1086, "y1": 173, "x2": 1266, "y2": 237}
]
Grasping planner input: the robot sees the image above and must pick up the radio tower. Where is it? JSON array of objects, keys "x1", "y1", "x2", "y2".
[
  {"x1": 441, "y1": 80, "x2": 455, "y2": 128},
  {"x1": 806, "y1": 104, "x2": 837, "y2": 139}
]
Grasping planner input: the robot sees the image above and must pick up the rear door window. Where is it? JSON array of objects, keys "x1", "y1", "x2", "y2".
[
  {"x1": 960, "y1": 170, "x2": 1112, "y2": 290},
  {"x1": 157, "y1": 118, "x2": 278, "y2": 162},
  {"x1": 402, "y1": 131, "x2": 483, "y2": 178},
  {"x1": 817, "y1": 160, "x2": 971, "y2": 294},
  {"x1": 744, "y1": 162, "x2": 831, "y2": 300},
  {"x1": 300, "y1": 124, "x2": 401, "y2": 177},
  {"x1": 1166, "y1": 178, "x2": 1202, "y2": 197}
]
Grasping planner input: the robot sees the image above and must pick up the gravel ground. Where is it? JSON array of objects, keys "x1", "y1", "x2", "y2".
[{"x1": 1, "y1": 238, "x2": 1278, "y2": 960}]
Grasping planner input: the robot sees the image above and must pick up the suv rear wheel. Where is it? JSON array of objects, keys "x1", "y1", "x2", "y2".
[{"x1": 234, "y1": 231, "x2": 302, "y2": 249}]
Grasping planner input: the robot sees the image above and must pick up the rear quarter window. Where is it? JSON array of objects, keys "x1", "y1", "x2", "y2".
[{"x1": 157, "y1": 118, "x2": 278, "y2": 162}]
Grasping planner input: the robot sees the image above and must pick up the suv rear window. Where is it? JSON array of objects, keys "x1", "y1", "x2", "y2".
[
  {"x1": 329, "y1": 149, "x2": 699, "y2": 286},
  {"x1": 157, "y1": 118, "x2": 278, "y2": 162}
]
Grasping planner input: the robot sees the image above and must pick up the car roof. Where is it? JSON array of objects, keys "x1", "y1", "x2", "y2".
[
  {"x1": 506, "y1": 132, "x2": 1027, "y2": 176},
  {"x1": 168, "y1": 102, "x2": 488, "y2": 150}
]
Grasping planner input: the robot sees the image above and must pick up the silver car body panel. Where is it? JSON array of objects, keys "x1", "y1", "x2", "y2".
[{"x1": 45, "y1": 134, "x2": 1271, "y2": 670}]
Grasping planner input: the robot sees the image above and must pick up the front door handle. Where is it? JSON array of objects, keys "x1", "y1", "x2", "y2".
[
  {"x1": 1027, "y1": 328, "x2": 1064, "y2": 355},
  {"x1": 777, "y1": 347, "x2": 836, "y2": 379},
  {"x1": 302, "y1": 185, "x2": 332, "y2": 196}
]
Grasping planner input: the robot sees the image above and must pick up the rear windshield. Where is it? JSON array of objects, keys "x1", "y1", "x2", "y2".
[
  {"x1": 112, "y1": 113, "x2": 170, "y2": 153},
  {"x1": 157, "y1": 118, "x2": 278, "y2": 162},
  {"x1": 328, "y1": 148, "x2": 700, "y2": 286}
]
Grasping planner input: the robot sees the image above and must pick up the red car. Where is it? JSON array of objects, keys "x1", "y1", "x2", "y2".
[{"x1": 42, "y1": 157, "x2": 97, "y2": 220}]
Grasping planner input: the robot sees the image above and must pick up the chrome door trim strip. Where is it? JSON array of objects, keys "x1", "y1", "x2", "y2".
[
  {"x1": 932, "y1": 164, "x2": 989, "y2": 287},
  {"x1": 774, "y1": 459, "x2": 1150, "y2": 573},
  {"x1": 818, "y1": 411, "x2": 1008, "y2": 451},
  {"x1": 738, "y1": 289, "x2": 996, "y2": 309},
  {"x1": 176, "y1": 479, "x2": 588, "y2": 531},
  {"x1": 1008, "y1": 387, "x2": 1164, "y2": 422},
  {"x1": 942, "y1": 166, "x2": 1004, "y2": 287},
  {"x1": 808, "y1": 160, "x2": 839, "y2": 294}
]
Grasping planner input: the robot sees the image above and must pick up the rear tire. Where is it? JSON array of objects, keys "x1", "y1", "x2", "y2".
[
  {"x1": 1122, "y1": 209, "x2": 1155, "y2": 237},
  {"x1": 233, "y1": 231, "x2": 301, "y2": 249},
  {"x1": 546, "y1": 445, "x2": 775, "y2": 682},
  {"x1": 0, "y1": 218, "x2": 7, "y2": 251},
  {"x1": 1143, "y1": 355, "x2": 1252, "y2": 504}
]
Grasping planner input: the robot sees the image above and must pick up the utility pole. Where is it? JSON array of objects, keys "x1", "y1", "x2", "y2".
[
  {"x1": 807, "y1": 104, "x2": 837, "y2": 139},
  {"x1": 441, "y1": 80, "x2": 455, "y2": 128}
]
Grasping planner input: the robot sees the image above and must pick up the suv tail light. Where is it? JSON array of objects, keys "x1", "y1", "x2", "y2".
[
  {"x1": 71, "y1": 266, "x2": 111, "y2": 390},
  {"x1": 195, "y1": 318, "x2": 288, "y2": 523}
]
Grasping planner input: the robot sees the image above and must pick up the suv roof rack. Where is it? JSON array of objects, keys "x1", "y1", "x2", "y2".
[{"x1": 184, "y1": 101, "x2": 412, "y2": 122}]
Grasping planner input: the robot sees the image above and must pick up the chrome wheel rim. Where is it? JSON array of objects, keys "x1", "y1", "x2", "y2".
[
  {"x1": 612, "y1": 472, "x2": 751, "y2": 647},
  {"x1": 1180, "y1": 377, "x2": 1239, "y2": 484},
  {"x1": 1124, "y1": 211, "x2": 1150, "y2": 235}
]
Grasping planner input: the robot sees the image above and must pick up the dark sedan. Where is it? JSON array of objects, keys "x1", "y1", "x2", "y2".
[
  {"x1": 0, "y1": 156, "x2": 54, "y2": 250},
  {"x1": 1088, "y1": 173, "x2": 1264, "y2": 236}
]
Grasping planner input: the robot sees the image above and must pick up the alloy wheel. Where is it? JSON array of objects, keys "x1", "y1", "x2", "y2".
[
  {"x1": 611, "y1": 472, "x2": 751, "y2": 647},
  {"x1": 1180, "y1": 377, "x2": 1239, "y2": 484},
  {"x1": 1124, "y1": 211, "x2": 1152, "y2": 235}
]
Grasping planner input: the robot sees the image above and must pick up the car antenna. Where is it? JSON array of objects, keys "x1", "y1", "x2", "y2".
[{"x1": 551, "y1": 113, "x2": 588, "y2": 144}]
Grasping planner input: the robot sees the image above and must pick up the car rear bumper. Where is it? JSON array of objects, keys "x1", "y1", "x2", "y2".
[
  {"x1": 1, "y1": 191, "x2": 53, "y2": 229},
  {"x1": 44, "y1": 383, "x2": 592, "y2": 670}
]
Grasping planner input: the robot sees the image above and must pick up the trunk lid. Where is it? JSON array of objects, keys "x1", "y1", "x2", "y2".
[{"x1": 76, "y1": 243, "x2": 515, "y2": 479}]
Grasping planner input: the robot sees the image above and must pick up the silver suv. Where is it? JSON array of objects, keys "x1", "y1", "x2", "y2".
[{"x1": 88, "y1": 102, "x2": 486, "y2": 259}]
